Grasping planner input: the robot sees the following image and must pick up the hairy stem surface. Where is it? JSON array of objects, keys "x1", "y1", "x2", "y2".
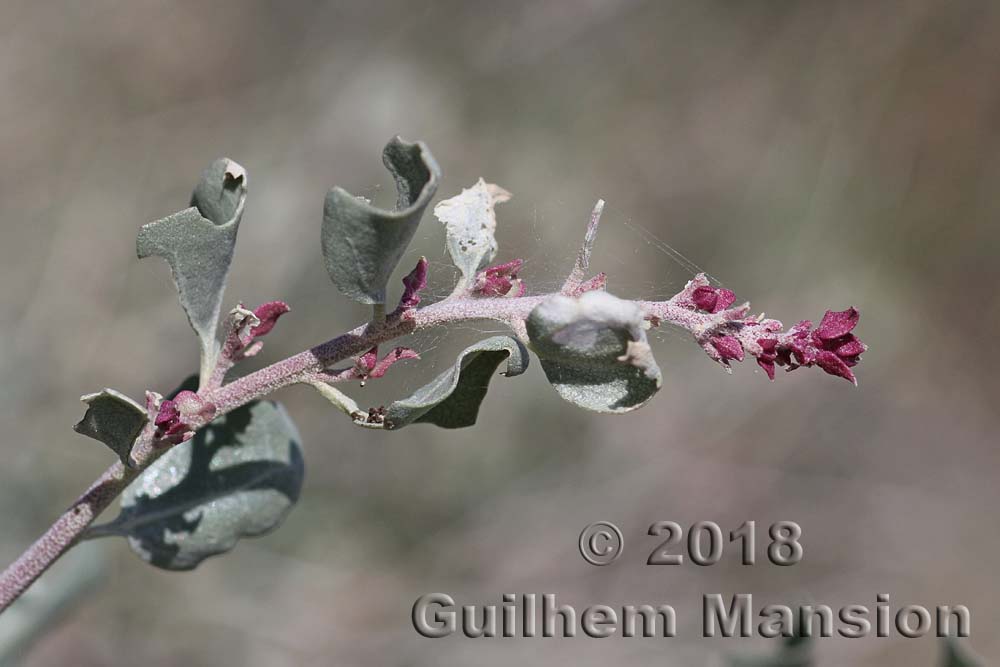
[{"x1": 0, "y1": 284, "x2": 815, "y2": 612}]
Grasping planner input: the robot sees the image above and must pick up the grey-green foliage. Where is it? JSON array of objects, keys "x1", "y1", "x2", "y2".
[
  {"x1": 433, "y1": 178, "x2": 510, "y2": 288},
  {"x1": 378, "y1": 336, "x2": 528, "y2": 429},
  {"x1": 88, "y1": 392, "x2": 304, "y2": 570},
  {"x1": 136, "y1": 158, "x2": 247, "y2": 380},
  {"x1": 322, "y1": 137, "x2": 440, "y2": 305},
  {"x1": 943, "y1": 638, "x2": 984, "y2": 667},
  {"x1": 72, "y1": 389, "x2": 148, "y2": 465},
  {"x1": 526, "y1": 290, "x2": 662, "y2": 413},
  {"x1": 728, "y1": 635, "x2": 982, "y2": 667},
  {"x1": 728, "y1": 635, "x2": 811, "y2": 667}
]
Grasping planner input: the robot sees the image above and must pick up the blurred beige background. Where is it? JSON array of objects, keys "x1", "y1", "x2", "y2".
[{"x1": 0, "y1": 1, "x2": 997, "y2": 665}]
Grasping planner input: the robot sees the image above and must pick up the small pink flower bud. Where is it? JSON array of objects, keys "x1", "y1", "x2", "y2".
[
  {"x1": 756, "y1": 358, "x2": 776, "y2": 380},
  {"x1": 154, "y1": 400, "x2": 179, "y2": 428},
  {"x1": 815, "y1": 307, "x2": 860, "y2": 340},
  {"x1": 755, "y1": 338, "x2": 778, "y2": 380},
  {"x1": 219, "y1": 300, "x2": 291, "y2": 372},
  {"x1": 250, "y1": 301, "x2": 290, "y2": 338},
  {"x1": 355, "y1": 347, "x2": 379, "y2": 375},
  {"x1": 829, "y1": 335, "x2": 865, "y2": 360},
  {"x1": 369, "y1": 347, "x2": 420, "y2": 379},
  {"x1": 473, "y1": 259, "x2": 525, "y2": 298},
  {"x1": 711, "y1": 335, "x2": 744, "y2": 362},
  {"x1": 692, "y1": 286, "x2": 737, "y2": 313},
  {"x1": 815, "y1": 350, "x2": 857, "y2": 385},
  {"x1": 152, "y1": 392, "x2": 215, "y2": 444},
  {"x1": 398, "y1": 257, "x2": 428, "y2": 310},
  {"x1": 352, "y1": 346, "x2": 419, "y2": 381}
]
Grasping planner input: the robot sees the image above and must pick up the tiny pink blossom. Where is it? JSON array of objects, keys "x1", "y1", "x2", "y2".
[
  {"x1": 154, "y1": 400, "x2": 179, "y2": 428},
  {"x1": 356, "y1": 346, "x2": 379, "y2": 374},
  {"x1": 711, "y1": 335, "x2": 745, "y2": 362},
  {"x1": 473, "y1": 259, "x2": 524, "y2": 297},
  {"x1": 755, "y1": 338, "x2": 778, "y2": 380},
  {"x1": 833, "y1": 337, "x2": 865, "y2": 358},
  {"x1": 815, "y1": 307, "x2": 860, "y2": 340},
  {"x1": 250, "y1": 301, "x2": 290, "y2": 338},
  {"x1": 352, "y1": 346, "x2": 419, "y2": 381},
  {"x1": 398, "y1": 257, "x2": 428, "y2": 310},
  {"x1": 369, "y1": 347, "x2": 420, "y2": 379},
  {"x1": 815, "y1": 350, "x2": 856, "y2": 383},
  {"x1": 220, "y1": 300, "x2": 291, "y2": 372},
  {"x1": 152, "y1": 393, "x2": 214, "y2": 444},
  {"x1": 692, "y1": 286, "x2": 736, "y2": 313}
]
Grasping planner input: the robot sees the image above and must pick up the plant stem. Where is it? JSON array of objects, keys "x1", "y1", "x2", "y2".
[
  {"x1": 0, "y1": 295, "x2": 532, "y2": 612},
  {"x1": 0, "y1": 423, "x2": 163, "y2": 613},
  {"x1": 0, "y1": 286, "x2": 740, "y2": 614},
  {"x1": 203, "y1": 295, "x2": 548, "y2": 414},
  {"x1": 0, "y1": 462, "x2": 134, "y2": 612}
]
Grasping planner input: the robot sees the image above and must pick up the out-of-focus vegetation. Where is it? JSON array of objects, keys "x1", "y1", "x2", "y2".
[{"x1": 0, "y1": 1, "x2": 997, "y2": 665}]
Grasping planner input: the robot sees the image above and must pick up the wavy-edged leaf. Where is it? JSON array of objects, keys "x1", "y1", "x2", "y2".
[
  {"x1": 137, "y1": 158, "x2": 247, "y2": 380},
  {"x1": 322, "y1": 137, "x2": 440, "y2": 305},
  {"x1": 526, "y1": 291, "x2": 661, "y2": 413},
  {"x1": 72, "y1": 389, "x2": 148, "y2": 465},
  {"x1": 378, "y1": 336, "x2": 528, "y2": 430},
  {"x1": 88, "y1": 399, "x2": 303, "y2": 571},
  {"x1": 433, "y1": 178, "x2": 510, "y2": 287}
]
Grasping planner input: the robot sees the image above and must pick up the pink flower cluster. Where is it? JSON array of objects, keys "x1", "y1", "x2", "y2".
[
  {"x1": 757, "y1": 308, "x2": 865, "y2": 384},
  {"x1": 688, "y1": 285, "x2": 866, "y2": 385},
  {"x1": 157, "y1": 300, "x2": 291, "y2": 442}
]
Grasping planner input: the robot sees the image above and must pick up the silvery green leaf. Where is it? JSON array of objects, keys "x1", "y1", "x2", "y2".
[
  {"x1": 379, "y1": 336, "x2": 528, "y2": 430},
  {"x1": 72, "y1": 389, "x2": 148, "y2": 465},
  {"x1": 322, "y1": 137, "x2": 440, "y2": 305},
  {"x1": 87, "y1": 399, "x2": 303, "y2": 571},
  {"x1": 943, "y1": 638, "x2": 983, "y2": 667},
  {"x1": 191, "y1": 158, "x2": 246, "y2": 227},
  {"x1": 526, "y1": 290, "x2": 661, "y2": 413},
  {"x1": 137, "y1": 158, "x2": 247, "y2": 381},
  {"x1": 433, "y1": 178, "x2": 511, "y2": 287}
]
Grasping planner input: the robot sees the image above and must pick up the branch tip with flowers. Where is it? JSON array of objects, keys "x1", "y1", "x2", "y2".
[
  {"x1": 0, "y1": 137, "x2": 865, "y2": 614},
  {"x1": 645, "y1": 275, "x2": 866, "y2": 385}
]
